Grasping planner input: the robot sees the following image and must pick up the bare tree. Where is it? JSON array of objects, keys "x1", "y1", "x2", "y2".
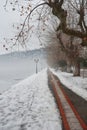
[
  {"x1": 45, "y1": 27, "x2": 81, "y2": 76},
  {"x1": 5, "y1": 0, "x2": 87, "y2": 76},
  {"x1": 37, "y1": 15, "x2": 82, "y2": 76},
  {"x1": 57, "y1": 31, "x2": 81, "y2": 76},
  {"x1": 5, "y1": 0, "x2": 87, "y2": 46}
]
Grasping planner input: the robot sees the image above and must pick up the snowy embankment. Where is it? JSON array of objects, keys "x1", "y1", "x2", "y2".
[
  {"x1": 52, "y1": 69, "x2": 87, "y2": 101},
  {"x1": 0, "y1": 69, "x2": 62, "y2": 130}
]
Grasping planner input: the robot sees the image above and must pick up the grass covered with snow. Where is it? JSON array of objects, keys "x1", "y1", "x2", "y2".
[
  {"x1": 0, "y1": 69, "x2": 62, "y2": 130},
  {"x1": 52, "y1": 69, "x2": 87, "y2": 101}
]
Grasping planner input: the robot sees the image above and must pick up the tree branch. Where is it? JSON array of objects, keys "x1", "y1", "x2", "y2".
[
  {"x1": 14, "y1": 2, "x2": 50, "y2": 45},
  {"x1": 49, "y1": 1, "x2": 87, "y2": 40}
]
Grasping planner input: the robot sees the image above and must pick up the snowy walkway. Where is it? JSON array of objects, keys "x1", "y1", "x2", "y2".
[
  {"x1": 52, "y1": 69, "x2": 87, "y2": 101},
  {"x1": 0, "y1": 68, "x2": 87, "y2": 130},
  {"x1": 48, "y1": 70, "x2": 87, "y2": 130},
  {"x1": 0, "y1": 69, "x2": 62, "y2": 130}
]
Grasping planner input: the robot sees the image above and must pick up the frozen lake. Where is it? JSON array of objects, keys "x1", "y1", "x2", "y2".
[{"x1": 0, "y1": 49, "x2": 48, "y2": 93}]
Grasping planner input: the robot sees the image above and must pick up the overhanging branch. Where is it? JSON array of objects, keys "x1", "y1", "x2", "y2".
[{"x1": 14, "y1": 2, "x2": 50, "y2": 46}]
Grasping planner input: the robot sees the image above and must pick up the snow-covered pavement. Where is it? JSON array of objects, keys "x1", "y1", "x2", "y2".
[
  {"x1": 0, "y1": 69, "x2": 62, "y2": 130},
  {"x1": 52, "y1": 69, "x2": 87, "y2": 101},
  {"x1": 0, "y1": 68, "x2": 87, "y2": 130}
]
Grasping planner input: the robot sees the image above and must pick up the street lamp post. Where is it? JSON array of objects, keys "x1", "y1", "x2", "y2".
[{"x1": 34, "y1": 59, "x2": 39, "y2": 73}]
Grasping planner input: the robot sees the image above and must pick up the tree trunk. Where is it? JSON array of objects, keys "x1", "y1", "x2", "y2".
[
  {"x1": 73, "y1": 60, "x2": 80, "y2": 76},
  {"x1": 67, "y1": 62, "x2": 72, "y2": 73}
]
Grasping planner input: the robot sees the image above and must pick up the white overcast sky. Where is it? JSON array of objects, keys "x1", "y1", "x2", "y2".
[
  {"x1": 0, "y1": 1, "x2": 21, "y2": 39},
  {"x1": 0, "y1": 0, "x2": 21, "y2": 54},
  {"x1": 0, "y1": 0, "x2": 42, "y2": 54}
]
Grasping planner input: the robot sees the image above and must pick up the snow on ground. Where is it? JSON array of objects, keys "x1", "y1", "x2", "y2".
[
  {"x1": 0, "y1": 69, "x2": 62, "y2": 130},
  {"x1": 52, "y1": 69, "x2": 87, "y2": 101}
]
